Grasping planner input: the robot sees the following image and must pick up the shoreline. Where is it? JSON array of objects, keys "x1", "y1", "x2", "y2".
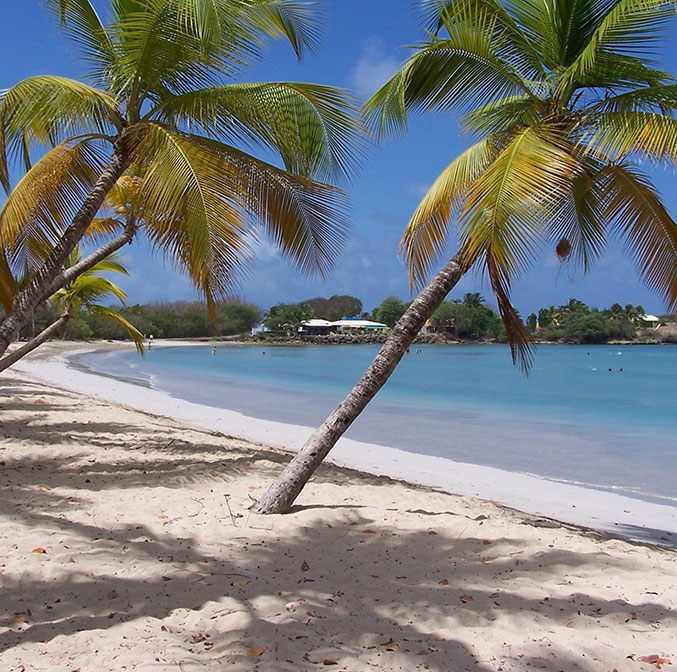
[{"x1": 12, "y1": 340, "x2": 677, "y2": 548}]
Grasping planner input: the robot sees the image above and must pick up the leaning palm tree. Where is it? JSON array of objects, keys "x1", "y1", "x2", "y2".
[
  {"x1": 0, "y1": 0, "x2": 363, "y2": 358},
  {"x1": 254, "y1": 0, "x2": 677, "y2": 513},
  {"x1": 0, "y1": 248, "x2": 143, "y2": 372}
]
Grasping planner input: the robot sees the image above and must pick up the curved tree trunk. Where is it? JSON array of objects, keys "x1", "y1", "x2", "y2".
[
  {"x1": 0, "y1": 314, "x2": 70, "y2": 373},
  {"x1": 43, "y1": 218, "x2": 138, "y2": 299},
  {"x1": 0, "y1": 145, "x2": 129, "y2": 360},
  {"x1": 253, "y1": 252, "x2": 465, "y2": 514}
]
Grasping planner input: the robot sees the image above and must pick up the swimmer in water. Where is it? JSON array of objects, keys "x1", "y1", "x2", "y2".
[{"x1": 211, "y1": 346, "x2": 216, "y2": 355}]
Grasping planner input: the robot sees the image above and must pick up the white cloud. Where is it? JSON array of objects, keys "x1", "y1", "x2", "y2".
[{"x1": 349, "y1": 37, "x2": 400, "y2": 95}]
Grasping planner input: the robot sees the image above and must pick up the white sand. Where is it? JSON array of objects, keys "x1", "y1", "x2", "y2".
[
  {"x1": 1, "y1": 342, "x2": 675, "y2": 671},
  {"x1": 13, "y1": 341, "x2": 677, "y2": 547}
]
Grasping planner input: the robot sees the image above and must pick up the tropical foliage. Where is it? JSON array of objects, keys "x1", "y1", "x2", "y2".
[
  {"x1": 372, "y1": 296, "x2": 409, "y2": 327},
  {"x1": 364, "y1": 0, "x2": 677, "y2": 367},
  {"x1": 17, "y1": 299, "x2": 262, "y2": 342},
  {"x1": 431, "y1": 292, "x2": 505, "y2": 339},
  {"x1": 254, "y1": 0, "x2": 677, "y2": 514},
  {"x1": 263, "y1": 302, "x2": 314, "y2": 333},
  {"x1": 0, "y1": 247, "x2": 142, "y2": 371},
  {"x1": 302, "y1": 295, "x2": 364, "y2": 321},
  {"x1": 0, "y1": 0, "x2": 364, "y2": 359},
  {"x1": 526, "y1": 299, "x2": 655, "y2": 342}
]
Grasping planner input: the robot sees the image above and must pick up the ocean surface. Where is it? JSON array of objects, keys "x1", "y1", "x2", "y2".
[{"x1": 75, "y1": 344, "x2": 677, "y2": 507}]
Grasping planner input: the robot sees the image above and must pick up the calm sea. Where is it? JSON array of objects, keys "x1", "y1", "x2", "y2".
[{"x1": 75, "y1": 344, "x2": 677, "y2": 507}]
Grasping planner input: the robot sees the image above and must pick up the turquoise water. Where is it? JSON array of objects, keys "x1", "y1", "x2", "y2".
[{"x1": 76, "y1": 344, "x2": 677, "y2": 507}]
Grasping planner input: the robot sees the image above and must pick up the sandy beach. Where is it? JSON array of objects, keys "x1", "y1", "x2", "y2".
[{"x1": 1, "y1": 343, "x2": 676, "y2": 671}]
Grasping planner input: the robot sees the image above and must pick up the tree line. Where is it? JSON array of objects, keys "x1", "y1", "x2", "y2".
[
  {"x1": 18, "y1": 299, "x2": 262, "y2": 342},
  {"x1": 526, "y1": 300, "x2": 669, "y2": 343}
]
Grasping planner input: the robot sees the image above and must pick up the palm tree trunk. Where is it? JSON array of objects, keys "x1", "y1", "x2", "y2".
[
  {"x1": 43, "y1": 217, "x2": 138, "y2": 298},
  {"x1": 253, "y1": 252, "x2": 465, "y2": 514},
  {"x1": 0, "y1": 144, "x2": 129, "y2": 360},
  {"x1": 0, "y1": 314, "x2": 70, "y2": 373}
]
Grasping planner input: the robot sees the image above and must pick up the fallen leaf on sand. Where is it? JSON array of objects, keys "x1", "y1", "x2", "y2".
[
  {"x1": 39, "y1": 486, "x2": 50, "y2": 492},
  {"x1": 439, "y1": 579, "x2": 449, "y2": 585},
  {"x1": 107, "y1": 590, "x2": 118, "y2": 600},
  {"x1": 301, "y1": 561, "x2": 310, "y2": 572},
  {"x1": 157, "y1": 514, "x2": 168, "y2": 519},
  {"x1": 231, "y1": 580, "x2": 249, "y2": 587},
  {"x1": 247, "y1": 645, "x2": 266, "y2": 657},
  {"x1": 637, "y1": 655, "x2": 671, "y2": 669},
  {"x1": 362, "y1": 529, "x2": 376, "y2": 534},
  {"x1": 11, "y1": 614, "x2": 28, "y2": 625},
  {"x1": 460, "y1": 594, "x2": 473, "y2": 603},
  {"x1": 323, "y1": 660, "x2": 338, "y2": 666},
  {"x1": 31, "y1": 547, "x2": 47, "y2": 554}
]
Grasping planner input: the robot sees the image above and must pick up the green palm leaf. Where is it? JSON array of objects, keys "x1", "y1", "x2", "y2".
[
  {"x1": 0, "y1": 138, "x2": 110, "y2": 277},
  {"x1": 154, "y1": 82, "x2": 365, "y2": 183},
  {"x1": 88, "y1": 305, "x2": 145, "y2": 352},
  {"x1": 133, "y1": 123, "x2": 348, "y2": 313},
  {"x1": 601, "y1": 162, "x2": 677, "y2": 310},
  {"x1": 0, "y1": 76, "x2": 119, "y2": 191},
  {"x1": 401, "y1": 136, "x2": 497, "y2": 288}
]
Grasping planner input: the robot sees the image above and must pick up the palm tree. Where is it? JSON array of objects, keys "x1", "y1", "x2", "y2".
[
  {"x1": 0, "y1": 0, "x2": 363, "y2": 359},
  {"x1": 0, "y1": 248, "x2": 143, "y2": 372},
  {"x1": 254, "y1": 0, "x2": 677, "y2": 513}
]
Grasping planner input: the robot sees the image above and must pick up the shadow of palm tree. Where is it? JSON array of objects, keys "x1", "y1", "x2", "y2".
[{"x1": 1, "y1": 374, "x2": 675, "y2": 671}]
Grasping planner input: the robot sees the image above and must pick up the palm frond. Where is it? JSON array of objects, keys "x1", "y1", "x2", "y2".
[
  {"x1": 416, "y1": 0, "x2": 544, "y2": 76},
  {"x1": 364, "y1": 5, "x2": 536, "y2": 141},
  {"x1": 459, "y1": 126, "x2": 580, "y2": 275},
  {"x1": 548, "y1": 164, "x2": 609, "y2": 271},
  {"x1": 601, "y1": 162, "x2": 677, "y2": 310},
  {"x1": 0, "y1": 138, "x2": 110, "y2": 278},
  {"x1": 0, "y1": 248, "x2": 18, "y2": 312},
  {"x1": 461, "y1": 94, "x2": 542, "y2": 136},
  {"x1": 154, "y1": 82, "x2": 366, "y2": 184},
  {"x1": 569, "y1": 0, "x2": 674, "y2": 80},
  {"x1": 87, "y1": 304, "x2": 145, "y2": 352},
  {"x1": 46, "y1": 0, "x2": 119, "y2": 83},
  {"x1": 586, "y1": 83, "x2": 677, "y2": 115},
  {"x1": 0, "y1": 76, "x2": 119, "y2": 189},
  {"x1": 401, "y1": 136, "x2": 497, "y2": 288},
  {"x1": 133, "y1": 124, "x2": 349, "y2": 314},
  {"x1": 244, "y1": 0, "x2": 323, "y2": 59},
  {"x1": 586, "y1": 111, "x2": 677, "y2": 162}
]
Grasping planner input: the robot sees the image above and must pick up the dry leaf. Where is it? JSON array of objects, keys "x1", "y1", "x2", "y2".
[
  {"x1": 31, "y1": 547, "x2": 47, "y2": 554},
  {"x1": 460, "y1": 594, "x2": 473, "y2": 603},
  {"x1": 232, "y1": 580, "x2": 249, "y2": 587},
  {"x1": 39, "y1": 486, "x2": 50, "y2": 492},
  {"x1": 439, "y1": 579, "x2": 449, "y2": 585},
  {"x1": 107, "y1": 590, "x2": 118, "y2": 600},
  {"x1": 247, "y1": 645, "x2": 266, "y2": 657},
  {"x1": 157, "y1": 514, "x2": 168, "y2": 519},
  {"x1": 637, "y1": 655, "x2": 671, "y2": 669},
  {"x1": 301, "y1": 561, "x2": 310, "y2": 572},
  {"x1": 11, "y1": 614, "x2": 28, "y2": 625},
  {"x1": 323, "y1": 660, "x2": 338, "y2": 666},
  {"x1": 482, "y1": 540, "x2": 492, "y2": 545},
  {"x1": 362, "y1": 529, "x2": 376, "y2": 534}
]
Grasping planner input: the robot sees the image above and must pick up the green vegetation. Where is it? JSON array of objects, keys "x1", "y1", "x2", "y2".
[
  {"x1": 430, "y1": 293, "x2": 505, "y2": 340},
  {"x1": 302, "y1": 295, "x2": 363, "y2": 321},
  {"x1": 18, "y1": 299, "x2": 261, "y2": 342},
  {"x1": 263, "y1": 303, "x2": 314, "y2": 335},
  {"x1": 372, "y1": 296, "x2": 408, "y2": 327},
  {"x1": 526, "y1": 300, "x2": 663, "y2": 343},
  {"x1": 0, "y1": 0, "x2": 364, "y2": 362}
]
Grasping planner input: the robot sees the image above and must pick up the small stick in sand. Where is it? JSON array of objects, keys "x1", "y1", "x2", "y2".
[{"x1": 223, "y1": 494, "x2": 238, "y2": 527}]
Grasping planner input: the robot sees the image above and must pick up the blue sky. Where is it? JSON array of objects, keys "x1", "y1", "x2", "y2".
[{"x1": 1, "y1": 0, "x2": 675, "y2": 316}]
